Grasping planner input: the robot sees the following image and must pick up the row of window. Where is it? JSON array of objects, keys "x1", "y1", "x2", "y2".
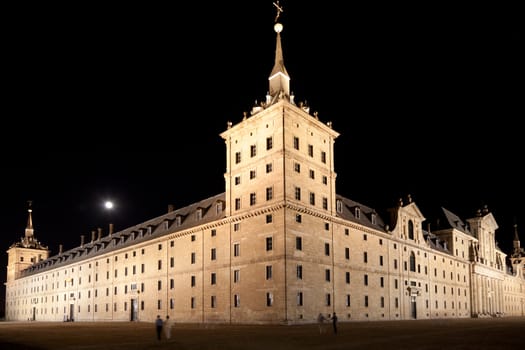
[{"x1": 233, "y1": 137, "x2": 327, "y2": 164}]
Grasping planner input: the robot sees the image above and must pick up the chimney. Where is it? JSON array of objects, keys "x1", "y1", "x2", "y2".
[
  {"x1": 109, "y1": 223, "x2": 114, "y2": 236},
  {"x1": 59, "y1": 244, "x2": 63, "y2": 255},
  {"x1": 168, "y1": 204, "x2": 175, "y2": 213},
  {"x1": 80, "y1": 235, "x2": 85, "y2": 247},
  {"x1": 97, "y1": 227, "x2": 102, "y2": 240},
  {"x1": 91, "y1": 230, "x2": 96, "y2": 243}
]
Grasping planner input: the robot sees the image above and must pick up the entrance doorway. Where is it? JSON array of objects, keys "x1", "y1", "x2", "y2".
[
  {"x1": 130, "y1": 298, "x2": 138, "y2": 321},
  {"x1": 410, "y1": 296, "x2": 417, "y2": 319}
]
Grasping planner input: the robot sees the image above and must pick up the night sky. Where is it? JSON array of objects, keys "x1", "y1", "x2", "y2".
[{"x1": 2, "y1": 2, "x2": 522, "y2": 308}]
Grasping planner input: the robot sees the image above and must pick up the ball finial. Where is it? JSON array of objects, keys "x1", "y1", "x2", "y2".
[{"x1": 274, "y1": 22, "x2": 283, "y2": 33}]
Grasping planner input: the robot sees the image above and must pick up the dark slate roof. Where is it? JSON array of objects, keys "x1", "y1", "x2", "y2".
[
  {"x1": 436, "y1": 207, "x2": 474, "y2": 237},
  {"x1": 336, "y1": 195, "x2": 387, "y2": 232},
  {"x1": 423, "y1": 229, "x2": 452, "y2": 254},
  {"x1": 20, "y1": 193, "x2": 227, "y2": 277}
]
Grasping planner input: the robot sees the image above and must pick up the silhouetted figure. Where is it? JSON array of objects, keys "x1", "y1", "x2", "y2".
[
  {"x1": 155, "y1": 315, "x2": 163, "y2": 340},
  {"x1": 331, "y1": 312, "x2": 338, "y2": 334}
]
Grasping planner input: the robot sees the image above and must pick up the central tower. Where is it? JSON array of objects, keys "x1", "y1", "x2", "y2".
[{"x1": 220, "y1": 4, "x2": 340, "y2": 322}]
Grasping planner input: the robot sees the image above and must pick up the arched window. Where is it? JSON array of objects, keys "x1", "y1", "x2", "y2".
[
  {"x1": 408, "y1": 220, "x2": 414, "y2": 240},
  {"x1": 409, "y1": 252, "x2": 416, "y2": 272}
]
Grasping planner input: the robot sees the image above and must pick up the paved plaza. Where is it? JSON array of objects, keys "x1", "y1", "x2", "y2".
[{"x1": 0, "y1": 317, "x2": 524, "y2": 349}]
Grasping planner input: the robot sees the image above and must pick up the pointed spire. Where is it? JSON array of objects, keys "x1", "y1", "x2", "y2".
[
  {"x1": 512, "y1": 223, "x2": 521, "y2": 254},
  {"x1": 25, "y1": 200, "x2": 34, "y2": 239},
  {"x1": 268, "y1": 1, "x2": 290, "y2": 104}
]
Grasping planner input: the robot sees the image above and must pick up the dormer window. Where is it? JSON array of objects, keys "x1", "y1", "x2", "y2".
[
  {"x1": 354, "y1": 207, "x2": 361, "y2": 219},
  {"x1": 196, "y1": 208, "x2": 203, "y2": 220},
  {"x1": 216, "y1": 202, "x2": 224, "y2": 215},
  {"x1": 176, "y1": 216, "x2": 182, "y2": 227},
  {"x1": 164, "y1": 220, "x2": 170, "y2": 230},
  {"x1": 336, "y1": 199, "x2": 343, "y2": 213},
  {"x1": 371, "y1": 213, "x2": 376, "y2": 225}
]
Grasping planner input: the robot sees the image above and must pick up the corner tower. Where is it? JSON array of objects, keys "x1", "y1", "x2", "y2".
[{"x1": 6, "y1": 202, "x2": 49, "y2": 283}]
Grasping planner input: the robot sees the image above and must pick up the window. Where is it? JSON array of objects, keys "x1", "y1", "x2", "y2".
[
  {"x1": 211, "y1": 273, "x2": 216, "y2": 285},
  {"x1": 235, "y1": 152, "x2": 241, "y2": 164},
  {"x1": 250, "y1": 170, "x2": 256, "y2": 179},
  {"x1": 191, "y1": 252, "x2": 196, "y2": 264},
  {"x1": 211, "y1": 248, "x2": 216, "y2": 261},
  {"x1": 322, "y1": 175, "x2": 328, "y2": 185},
  {"x1": 295, "y1": 187, "x2": 301, "y2": 200},
  {"x1": 309, "y1": 192, "x2": 315, "y2": 205},
  {"x1": 266, "y1": 265, "x2": 272, "y2": 280},
  {"x1": 322, "y1": 197, "x2": 328, "y2": 210},
  {"x1": 321, "y1": 151, "x2": 326, "y2": 163},
  {"x1": 297, "y1": 292, "x2": 303, "y2": 306},
  {"x1": 158, "y1": 281, "x2": 162, "y2": 290},
  {"x1": 266, "y1": 187, "x2": 273, "y2": 201},
  {"x1": 293, "y1": 136, "x2": 299, "y2": 150},
  {"x1": 266, "y1": 292, "x2": 273, "y2": 306},
  {"x1": 234, "y1": 294, "x2": 240, "y2": 307},
  {"x1": 364, "y1": 295, "x2": 369, "y2": 307},
  {"x1": 309, "y1": 169, "x2": 315, "y2": 179},
  {"x1": 364, "y1": 252, "x2": 368, "y2": 263},
  {"x1": 308, "y1": 144, "x2": 313, "y2": 157},
  {"x1": 235, "y1": 198, "x2": 241, "y2": 210},
  {"x1": 191, "y1": 297, "x2": 196, "y2": 309},
  {"x1": 234, "y1": 223, "x2": 240, "y2": 231},
  {"x1": 408, "y1": 220, "x2": 414, "y2": 240},
  {"x1": 266, "y1": 237, "x2": 273, "y2": 251},
  {"x1": 158, "y1": 260, "x2": 162, "y2": 270},
  {"x1": 266, "y1": 163, "x2": 273, "y2": 173},
  {"x1": 379, "y1": 255, "x2": 384, "y2": 266},
  {"x1": 346, "y1": 272, "x2": 350, "y2": 284},
  {"x1": 234, "y1": 270, "x2": 240, "y2": 283},
  {"x1": 191, "y1": 275, "x2": 196, "y2": 287},
  {"x1": 346, "y1": 295, "x2": 351, "y2": 307},
  {"x1": 250, "y1": 145, "x2": 257, "y2": 157},
  {"x1": 233, "y1": 243, "x2": 240, "y2": 257},
  {"x1": 355, "y1": 207, "x2": 361, "y2": 219},
  {"x1": 296, "y1": 265, "x2": 303, "y2": 279},
  {"x1": 294, "y1": 163, "x2": 301, "y2": 173},
  {"x1": 170, "y1": 279, "x2": 174, "y2": 289},
  {"x1": 345, "y1": 247, "x2": 350, "y2": 260},
  {"x1": 296, "y1": 237, "x2": 302, "y2": 250},
  {"x1": 325, "y1": 269, "x2": 331, "y2": 282},
  {"x1": 380, "y1": 277, "x2": 384, "y2": 287},
  {"x1": 325, "y1": 243, "x2": 330, "y2": 256},
  {"x1": 364, "y1": 274, "x2": 368, "y2": 286},
  {"x1": 409, "y1": 252, "x2": 416, "y2": 272},
  {"x1": 211, "y1": 229, "x2": 216, "y2": 237},
  {"x1": 250, "y1": 192, "x2": 256, "y2": 206},
  {"x1": 325, "y1": 293, "x2": 331, "y2": 306},
  {"x1": 235, "y1": 176, "x2": 241, "y2": 185},
  {"x1": 295, "y1": 214, "x2": 302, "y2": 223},
  {"x1": 266, "y1": 137, "x2": 273, "y2": 150}
]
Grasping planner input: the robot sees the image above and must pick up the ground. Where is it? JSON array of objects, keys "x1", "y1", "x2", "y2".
[{"x1": 0, "y1": 317, "x2": 524, "y2": 349}]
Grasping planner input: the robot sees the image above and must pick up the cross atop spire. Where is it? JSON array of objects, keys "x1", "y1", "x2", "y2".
[{"x1": 273, "y1": 1, "x2": 283, "y2": 23}]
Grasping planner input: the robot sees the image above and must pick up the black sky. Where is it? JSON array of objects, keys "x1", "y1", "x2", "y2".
[{"x1": 2, "y1": 2, "x2": 522, "y2": 306}]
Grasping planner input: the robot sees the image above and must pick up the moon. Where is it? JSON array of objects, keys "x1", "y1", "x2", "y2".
[{"x1": 104, "y1": 201, "x2": 114, "y2": 210}]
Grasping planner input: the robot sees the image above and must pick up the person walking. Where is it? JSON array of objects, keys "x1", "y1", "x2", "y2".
[
  {"x1": 317, "y1": 313, "x2": 326, "y2": 334},
  {"x1": 164, "y1": 315, "x2": 172, "y2": 340},
  {"x1": 331, "y1": 312, "x2": 338, "y2": 334},
  {"x1": 155, "y1": 315, "x2": 163, "y2": 340}
]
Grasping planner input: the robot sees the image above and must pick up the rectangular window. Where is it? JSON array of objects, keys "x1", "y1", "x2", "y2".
[
  {"x1": 309, "y1": 169, "x2": 315, "y2": 179},
  {"x1": 235, "y1": 176, "x2": 241, "y2": 185},
  {"x1": 325, "y1": 293, "x2": 331, "y2": 306},
  {"x1": 295, "y1": 187, "x2": 301, "y2": 201},
  {"x1": 364, "y1": 274, "x2": 368, "y2": 286},
  {"x1": 297, "y1": 292, "x2": 303, "y2": 306},
  {"x1": 322, "y1": 175, "x2": 328, "y2": 185},
  {"x1": 158, "y1": 260, "x2": 162, "y2": 270},
  {"x1": 235, "y1": 198, "x2": 241, "y2": 210},
  {"x1": 266, "y1": 292, "x2": 273, "y2": 306},
  {"x1": 380, "y1": 277, "x2": 384, "y2": 287},
  {"x1": 266, "y1": 265, "x2": 272, "y2": 280},
  {"x1": 191, "y1": 252, "x2": 196, "y2": 264},
  {"x1": 365, "y1": 295, "x2": 369, "y2": 307},
  {"x1": 294, "y1": 162, "x2": 301, "y2": 173},
  {"x1": 266, "y1": 237, "x2": 273, "y2": 251},
  {"x1": 379, "y1": 256, "x2": 384, "y2": 266},
  {"x1": 170, "y1": 279, "x2": 174, "y2": 289},
  {"x1": 235, "y1": 152, "x2": 241, "y2": 164},
  {"x1": 293, "y1": 136, "x2": 299, "y2": 150},
  {"x1": 266, "y1": 187, "x2": 273, "y2": 200},
  {"x1": 234, "y1": 294, "x2": 240, "y2": 307},
  {"x1": 211, "y1": 248, "x2": 216, "y2": 261},
  {"x1": 309, "y1": 192, "x2": 315, "y2": 205},
  {"x1": 191, "y1": 297, "x2": 196, "y2": 309},
  {"x1": 321, "y1": 151, "x2": 326, "y2": 163},
  {"x1": 158, "y1": 280, "x2": 162, "y2": 290},
  {"x1": 234, "y1": 269, "x2": 240, "y2": 283},
  {"x1": 266, "y1": 163, "x2": 273, "y2": 173},
  {"x1": 234, "y1": 223, "x2": 240, "y2": 231},
  {"x1": 296, "y1": 214, "x2": 302, "y2": 223},
  {"x1": 345, "y1": 247, "x2": 350, "y2": 260},
  {"x1": 250, "y1": 170, "x2": 256, "y2": 179},
  {"x1": 296, "y1": 236, "x2": 302, "y2": 250},
  {"x1": 346, "y1": 272, "x2": 350, "y2": 284},
  {"x1": 364, "y1": 252, "x2": 368, "y2": 263},
  {"x1": 250, "y1": 145, "x2": 257, "y2": 157},
  {"x1": 322, "y1": 197, "x2": 328, "y2": 210},
  {"x1": 211, "y1": 273, "x2": 216, "y2": 285},
  {"x1": 325, "y1": 243, "x2": 330, "y2": 256},
  {"x1": 308, "y1": 144, "x2": 313, "y2": 157},
  {"x1": 266, "y1": 137, "x2": 273, "y2": 150},
  {"x1": 325, "y1": 269, "x2": 331, "y2": 282},
  {"x1": 346, "y1": 294, "x2": 351, "y2": 307},
  {"x1": 296, "y1": 265, "x2": 303, "y2": 279},
  {"x1": 191, "y1": 275, "x2": 196, "y2": 287},
  {"x1": 211, "y1": 296, "x2": 217, "y2": 308},
  {"x1": 233, "y1": 243, "x2": 240, "y2": 257},
  {"x1": 266, "y1": 214, "x2": 273, "y2": 223}
]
